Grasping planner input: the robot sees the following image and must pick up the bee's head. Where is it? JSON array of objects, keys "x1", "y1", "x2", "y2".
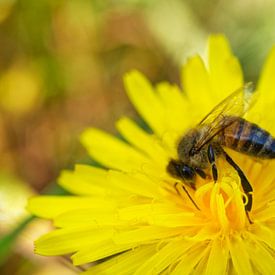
[{"x1": 167, "y1": 160, "x2": 196, "y2": 189}]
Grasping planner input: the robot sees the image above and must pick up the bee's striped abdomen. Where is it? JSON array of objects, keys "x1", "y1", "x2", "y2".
[{"x1": 220, "y1": 117, "x2": 275, "y2": 158}]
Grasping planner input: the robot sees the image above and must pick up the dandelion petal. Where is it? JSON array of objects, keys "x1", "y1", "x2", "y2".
[
  {"x1": 228, "y1": 235, "x2": 253, "y2": 274},
  {"x1": 208, "y1": 34, "x2": 243, "y2": 103},
  {"x1": 27, "y1": 196, "x2": 115, "y2": 219},
  {"x1": 83, "y1": 245, "x2": 156, "y2": 275},
  {"x1": 35, "y1": 227, "x2": 114, "y2": 255},
  {"x1": 72, "y1": 240, "x2": 137, "y2": 266},
  {"x1": 205, "y1": 238, "x2": 228, "y2": 275},
  {"x1": 81, "y1": 127, "x2": 149, "y2": 172},
  {"x1": 124, "y1": 70, "x2": 166, "y2": 136}
]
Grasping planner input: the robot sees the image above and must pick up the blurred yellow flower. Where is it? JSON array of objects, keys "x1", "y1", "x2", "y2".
[
  {"x1": 0, "y1": 1, "x2": 15, "y2": 24},
  {"x1": 27, "y1": 35, "x2": 275, "y2": 274},
  {"x1": 0, "y1": 63, "x2": 41, "y2": 115}
]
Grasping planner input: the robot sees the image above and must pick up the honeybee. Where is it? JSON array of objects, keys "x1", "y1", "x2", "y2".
[{"x1": 167, "y1": 83, "x2": 275, "y2": 222}]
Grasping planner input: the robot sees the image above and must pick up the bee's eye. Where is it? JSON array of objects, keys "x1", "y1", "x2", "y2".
[
  {"x1": 167, "y1": 160, "x2": 195, "y2": 182},
  {"x1": 181, "y1": 165, "x2": 195, "y2": 180}
]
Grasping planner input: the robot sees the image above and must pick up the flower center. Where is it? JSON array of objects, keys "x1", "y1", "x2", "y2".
[
  {"x1": 167, "y1": 164, "x2": 251, "y2": 235},
  {"x1": 194, "y1": 170, "x2": 248, "y2": 233}
]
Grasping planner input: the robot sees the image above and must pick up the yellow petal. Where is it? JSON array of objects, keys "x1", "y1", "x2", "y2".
[
  {"x1": 83, "y1": 245, "x2": 156, "y2": 275},
  {"x1": 27, "y1": 196, "x2": 117, "y2": 219},
  {"x1": 171, "y1": 243, "x2": 209, "y2": 275},
  {"x1": 148, "y1": 213, "x2": 202, "y2": 228},
  {"x1": 134, "y1": 240, "x2": 186, "y2": 275},
  {"x1": 58, "y1": 165, "x2": 126, "y2": 196},
  {"x1": 35, "y1": 227, "x2": 114, "y2": 255},
  {"x1": 249, "y1": 46, "x2": 275, "y2": 134},
  {"x1": 246, "y1": 238, "x2": 275, "y2": 274},
  {"x1": 205, "y1": 238, "x2": 228, "y2": 275},
  {"x1": 124, "y1": 70, "x2": 166, "y2": 136},
  {"x1": 208, "y1": 34, "x2": 243, "y2": 104},
  {"x1": 113, "y1": 226, "x2": 183, "y2": 245},
  {"x1": 188, "y1": 227, "x2": 217, "y2": 242},
  {"x1": 53, "y1": 208, "x2": 120, "y2": 228},
  {"x1": 181, "y1": 55, "x2": 212, "y2": 120},
  {"x1": 258, "y1": 46, "x2": 275, "y2": 92},
  {"x1": 156, "y1": 82, "x2": 190, "y2": 135},
  {"x1": 249, "y1": 224, "x2": 275, "y2": 250},
  {"x1": 227, "y1": 235, "x2": 253, "y2": 274},
  {"x1": 72, "y1": 240, "x2": 136, "y2": 265},
  {"x1": 116, "y1": 117, "x2": 169, "y2": 166},
  {"x1": 118, "y1": 202, "x2": 197, "y2": 227},
  {"x1": 58, "y1": 170, "x2": 101, "y2": 196},
  {"x1": 81, "y1": 128, "x2": 149, "y2": 172},
  {"x1": 118, "y1": 203, "x2": 183, "y2": 223},
  {"x1": 254, "y1": 201, "x2": 275, "y2": 221},
  {"x1": 108, "y1": 170, "x2": 160, "y2": 198}
]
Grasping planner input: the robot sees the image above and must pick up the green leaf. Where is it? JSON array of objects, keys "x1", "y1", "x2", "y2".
[{"x1": 0, "y1": 215, "x2": 33, "y2": 266}]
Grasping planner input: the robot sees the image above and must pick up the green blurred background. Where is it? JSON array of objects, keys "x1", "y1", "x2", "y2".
[{"x1": 1, "y1": 0, "x2": 275, "y2": 274}]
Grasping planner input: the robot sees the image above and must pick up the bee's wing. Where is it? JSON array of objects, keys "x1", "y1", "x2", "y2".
[{"x1": 193, "y1": 82, "x2": 255, "y2": 151}]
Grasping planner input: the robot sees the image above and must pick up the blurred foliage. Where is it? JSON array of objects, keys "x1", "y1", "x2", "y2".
[
  {"x1": 0, "y1": 0, "x2": 275, "y2": 274},
  {"x1": 0, "y1": 215, "x2": 33, "y2": 266},
  {"x1": 0, "y1": 172, "x2": 32, "y2": 235}
]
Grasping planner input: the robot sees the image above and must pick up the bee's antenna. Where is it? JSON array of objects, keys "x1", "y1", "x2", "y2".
[{"x1": 174, "y1": 182, "x2": 200, "y2": 211}]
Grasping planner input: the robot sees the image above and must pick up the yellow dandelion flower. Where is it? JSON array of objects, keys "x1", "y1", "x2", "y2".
[{"x1": 27, "y1": 34, "x2": 275, "y2": 274}]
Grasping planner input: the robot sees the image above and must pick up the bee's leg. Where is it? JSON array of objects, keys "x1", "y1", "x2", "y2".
[
  {"x1": 221, "y1": 149, "x2": 253, "y2": 224},
  {"x1": 174, "y1": 182, "x2": 200, "y2": 211},
  {"x1": 195, "y1": 168, "x2": 207, "y2": 179},
  {"x1": 207, "y1": 145, "x2": 218, "y2": 182}
]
